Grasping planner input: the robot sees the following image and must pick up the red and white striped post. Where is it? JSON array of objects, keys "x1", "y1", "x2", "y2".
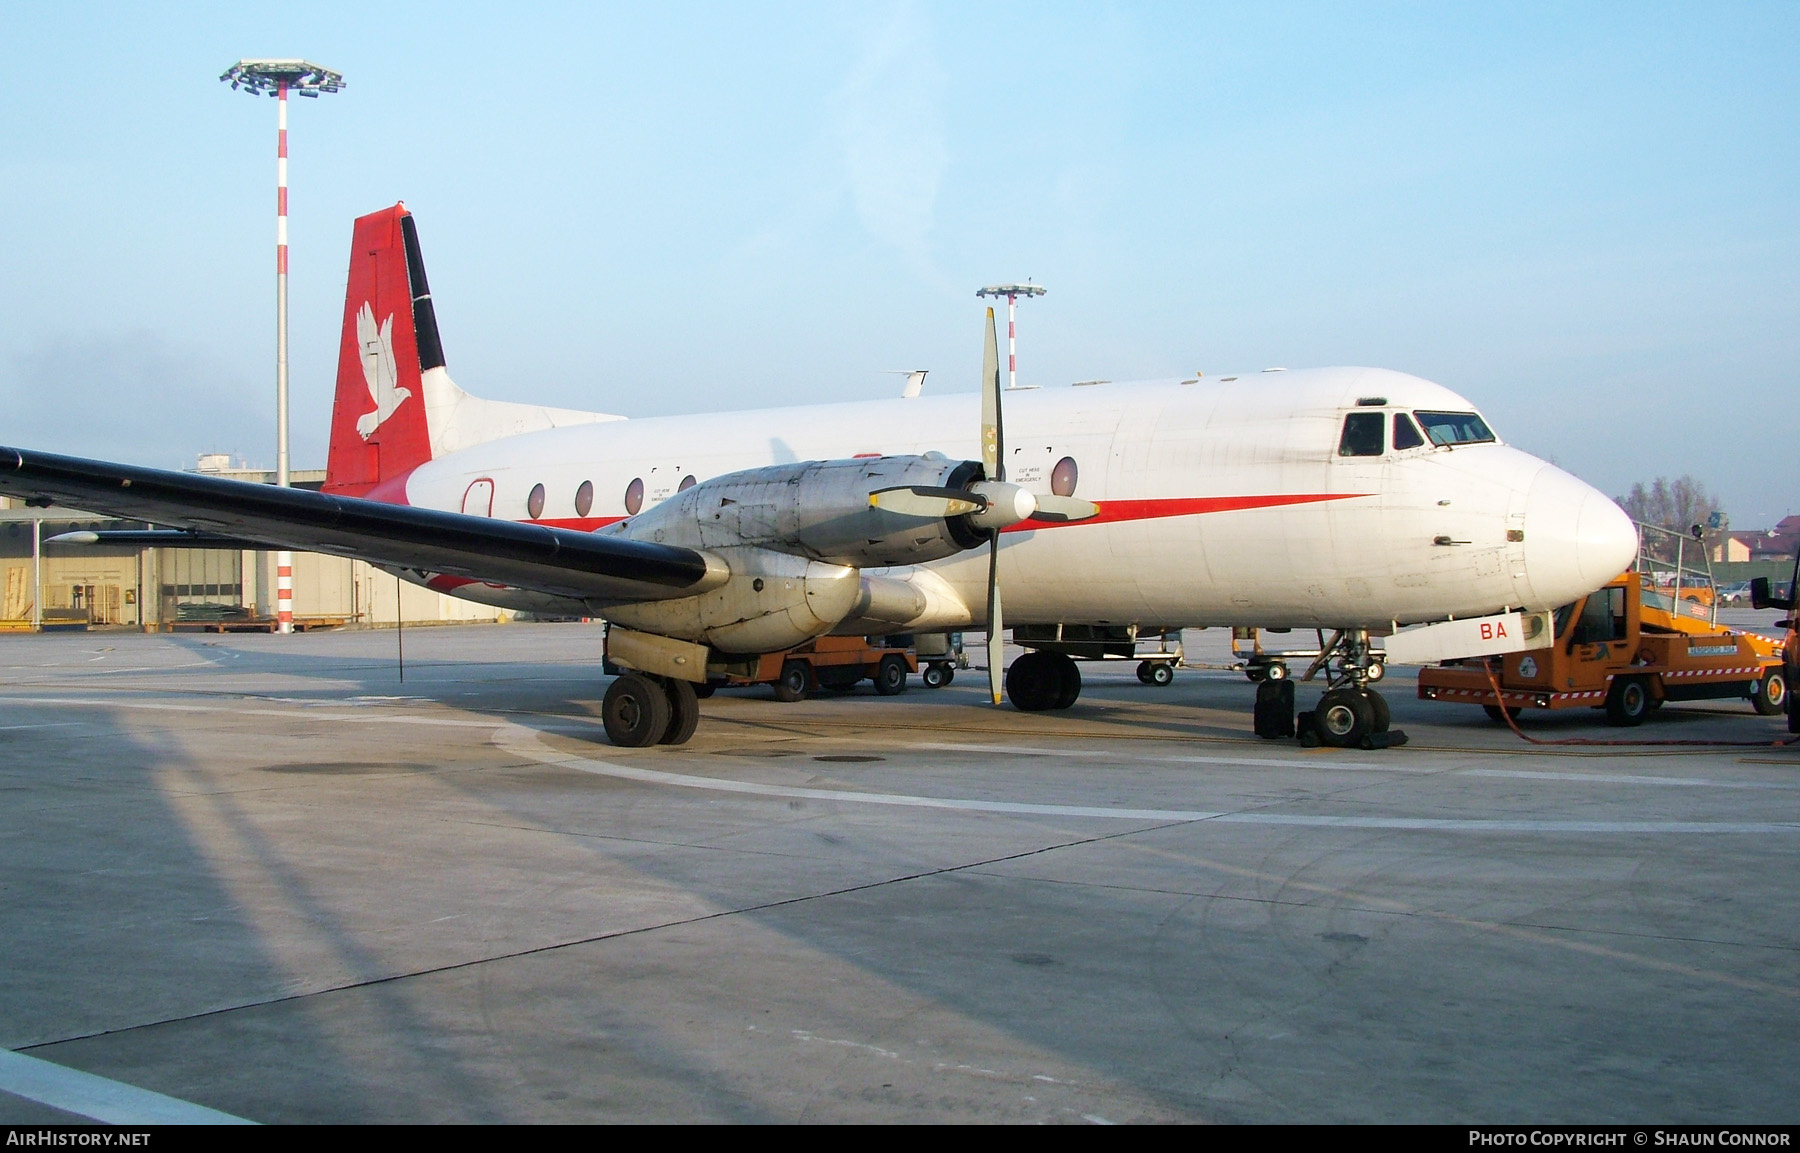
[
  {"x1": 275, "y1": 81, "x2": 292, "y2": 633},
  {"x1": 976, "y1": 283, "x2": 1045, "y2": 392},
  {"x1": 221, "y1": 60, "x2": 343, "y2": 636},
  {"x1": 1006, "y1": 294, "x2": 1018, "y2": 391}
]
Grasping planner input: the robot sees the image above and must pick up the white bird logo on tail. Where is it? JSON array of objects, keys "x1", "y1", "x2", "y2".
[{"x1": 355, "y1": 302, "x2": 412, "y2": 439}]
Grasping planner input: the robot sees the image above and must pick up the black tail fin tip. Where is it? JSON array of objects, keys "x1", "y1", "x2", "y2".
[{"x1": 400, "y1": 213, "x2": 446, "y2": 373}]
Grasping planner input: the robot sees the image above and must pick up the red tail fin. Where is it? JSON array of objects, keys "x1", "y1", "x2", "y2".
[{"x1": 323, "y1": 204, "x2": 439, "y2": 498}]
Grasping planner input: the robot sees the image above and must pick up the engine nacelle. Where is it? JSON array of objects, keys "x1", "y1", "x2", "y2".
[
  {"x1": 607, "y1": 456, "x2": 987, "y2": 567},
  {"x1": 602, "y1": 547, "x2": 861, "y2": 654}
]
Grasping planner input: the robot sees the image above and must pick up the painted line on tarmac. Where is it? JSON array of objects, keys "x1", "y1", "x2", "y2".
[
  {"x1": 916, "y1": 741, "x2": 1433, "y2": 773},
  {"x1": 1460, "y1": 768, "x2": 1799, "y2": 790},
  {"x1": 0, "y1": 696, "x2": 500, "y2": 728},
  {"x1": 0, "y1": 1049, "x2": 252, "y2": 1125},
  {"x1": 497, "y1": 726, "x2": 1800, "y2": 834},
  {"x1": 918, "y1": 741, "x2": 1797, "y2": 789}
]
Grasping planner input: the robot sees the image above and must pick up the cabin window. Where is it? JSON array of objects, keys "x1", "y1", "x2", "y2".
[
  {"x1": 624, "y1": 477, "x2": 644, "y2": 516},
  {"x1": 1570, "y1": 587, "x2": 1627, "y2": 644},
  {"x1": 1051, "y1": 456, "x2": 1079, "y2": 497},
  {"x1": 1338, "y1": 412, "x2": 1384, "y2": 457},
  {"x1": 574, "y1": 480, "x2": 594, "y2": 518},
  {"x1": 527, "y1": 483, "x2": 546, "y2": 520},
  {"x1": 1414, "y1": 411, "x2": 1495, "y2": 447},
  {"x1": 678, "y1": 474, "x2": 697, "y2": 492},
  {"x1": 1393, "y1": 413, "x2": 1426, "y2": 451}
]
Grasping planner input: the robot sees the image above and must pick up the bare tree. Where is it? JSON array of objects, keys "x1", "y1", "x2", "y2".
[{"x1": 1616, "y1": 475, "x2": 1722, "y2": 535}]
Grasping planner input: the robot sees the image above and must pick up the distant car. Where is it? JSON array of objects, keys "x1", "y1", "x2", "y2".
[{"x1": 1718, "y1": 581, "x2": 1753, "y2": 605}]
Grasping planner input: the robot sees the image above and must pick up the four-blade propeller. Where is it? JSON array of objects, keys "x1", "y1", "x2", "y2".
[{"x1": 870, "y1": 307, "x2": 1101, "y2": 705}]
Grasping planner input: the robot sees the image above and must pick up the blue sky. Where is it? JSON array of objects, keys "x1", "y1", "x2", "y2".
[{"x1": 3, "y1": 3, "x2": 1796, "y2": 525}]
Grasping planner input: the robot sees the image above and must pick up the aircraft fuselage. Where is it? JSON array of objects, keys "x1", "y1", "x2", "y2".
[{"x1": 394, "y1": 365, "x2": 1636, "y2": 633}]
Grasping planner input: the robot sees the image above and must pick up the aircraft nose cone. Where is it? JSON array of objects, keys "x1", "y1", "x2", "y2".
[{"x1": 1521, "y1": 466, "x2": 1638, "y2": 607}]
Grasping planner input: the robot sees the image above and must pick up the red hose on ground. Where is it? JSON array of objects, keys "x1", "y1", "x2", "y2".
[{"x1": 1478, "y1": 660, "x2": 1799, "y2": 748}]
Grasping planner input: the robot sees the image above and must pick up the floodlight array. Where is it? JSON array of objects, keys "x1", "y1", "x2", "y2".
[{"x1": 220, "y1": 59, "x2": 346, "y2": 97}]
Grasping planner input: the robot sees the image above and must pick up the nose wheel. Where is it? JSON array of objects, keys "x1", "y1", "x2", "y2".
[{"x1": 1273, "y1": 628, "x2": 1405, "y2": 749}]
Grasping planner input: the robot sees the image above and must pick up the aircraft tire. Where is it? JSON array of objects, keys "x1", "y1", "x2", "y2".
[
  {"x1": 773, "y1": 660, "x2": 814, "y2": 703},
  {"x1": 922, "y1": 662, "x2": 952, "y2": 688},
  {"x1": 1751, "y1": 669, "x2": 1786, "y2": 716},
  {"x1": 1316, "y1": 687, "x2": 1373, "y2": 748},
  {"x1": 1052, "y1": 653, "x2": 1082, "y2": 709},
  {"x1": 1254, "y1": 679, "x2": 1296, "y2": 739},
  {"x1": 659, "y1": 677, "x2": 701, "y2": 745},
  {"x1": 1149, "y1": 662, "x2": 1174, "y2": 687},
  {"x1": 1136, "y1": 661, "x2": 1156, "y2": 684},
  {"x1": 1363, "y1": 688, "x2": 1390, "y2": 732},
  {"x1": 1005, "y1": 652, "x2": 1058, "y2": 712},
  {"x1": 1605, "y1": 676, "x2": 1651, "y2": 727},
  {"x1": 874, "y1": 654, "x2": 909, "y2": 696},
  {"x1": 603, "y1": 673, "x2": 672, "y2": 747}
]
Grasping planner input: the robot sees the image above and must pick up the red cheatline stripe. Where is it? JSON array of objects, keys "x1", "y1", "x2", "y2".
[
  {"x1": 512, "y1": 494, "x2": 1366, "y2": 535},
  {"x1": 1001, "y1": 492, "x2": 1366, "y2": 533}
]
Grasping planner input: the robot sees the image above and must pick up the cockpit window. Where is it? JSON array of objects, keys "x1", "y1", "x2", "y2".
[
  {"x1": 1414, "y1": 410, "x2": 1496, "y2": 447},
  {"x1": 1338, "y1": 412, "x2": 1384, "y2": 457},
  {"x1": 1393, "y1": 413, "x2": 1425, "y2": 451}
]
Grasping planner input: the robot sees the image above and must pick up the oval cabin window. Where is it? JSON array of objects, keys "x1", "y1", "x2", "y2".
[
  {"x1": 1051, "y1": 456, "x2": 1079, "y2": 497},
  {"x1": 527, "y1": 483, "x2": 546, "y2": 520},
  {"x1": 624, "y1": 477, "x2": 644, "y2": 516},
  {"x1": 574, "y1": 480, "x2": 594, "y2": 518},
  {"x1": 678, "y1": 474, "x2": 697, "y2": 492}
]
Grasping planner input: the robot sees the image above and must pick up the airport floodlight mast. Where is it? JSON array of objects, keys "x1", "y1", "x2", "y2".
[
  {"x1": 220, "y1": 60, "x2": 345, "y2": 634},
  {"x1": 976, "y1": 284, "x2": 1045, "y2": 391}
]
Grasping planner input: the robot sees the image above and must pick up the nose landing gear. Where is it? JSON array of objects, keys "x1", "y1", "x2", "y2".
[{"x1": 1250, "y1": 628, "x2": 1405, "y2": 749}]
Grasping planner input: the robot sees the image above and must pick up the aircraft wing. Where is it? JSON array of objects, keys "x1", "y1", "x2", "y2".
[{"x1": 0, "y1": 446, "x2": 723, "y2": 603}]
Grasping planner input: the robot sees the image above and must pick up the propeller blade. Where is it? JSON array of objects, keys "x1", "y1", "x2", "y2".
[
  {"x1": 986, "y1": 533, "x2": 1004, "y2": 705},
  {"x1": 869, "y1": 486, "x2": 985, "y2": 518},
  {"x1": 1027, "y1": 495, "x2": 1101, "y2": 523},
  {"x1": 980, "y1": 308, "x2": 1003, "y2": 481}
]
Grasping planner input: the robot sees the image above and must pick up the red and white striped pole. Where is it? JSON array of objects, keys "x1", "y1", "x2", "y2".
[
  {"x1": 976, "y1": 283, "x2": 1043, "y2": 392},
  {"x1": 222, "y1": 62, "x2": 342, "y2": 636},
  {"x1": 1006, "y1": 292, "x2": 1018, "y2": 392},
  {"x1": 275, "y1": 81, "x2": 293, "y2": 634}
]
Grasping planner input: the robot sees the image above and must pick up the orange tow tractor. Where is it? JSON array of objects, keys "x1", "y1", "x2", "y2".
[
  {"x1": 702, "y1": 634, "x2": 919, "y2": 702},
  {"x1": 1418, "y1": 524, "x2": 1786, "y2": 726}
]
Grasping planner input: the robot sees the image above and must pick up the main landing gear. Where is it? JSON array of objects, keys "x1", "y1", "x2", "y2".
[
  {"x1": 602, "y1": 672, "x2": 702, "y2": 747},
  {"x1": 1253, "y1": 628, "x2": 1405, "y2": 749},
  {"x1": 1005, "y1": 650, "x2": 1082, "y2": 711}
]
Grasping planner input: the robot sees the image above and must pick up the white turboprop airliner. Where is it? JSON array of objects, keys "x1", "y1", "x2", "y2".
[{"x1": 0, "y1": 204, "x2": 1637, "y2": 749}]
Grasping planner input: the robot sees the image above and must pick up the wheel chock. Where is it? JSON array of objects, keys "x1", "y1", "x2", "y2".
[{"x1": 1359, "y1": 729, "x2": 1409, "y2": 750}]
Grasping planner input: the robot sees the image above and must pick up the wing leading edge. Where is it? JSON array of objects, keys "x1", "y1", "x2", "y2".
[{"x1": 0, "y1": 447, "x2": 726, "y2": 604}]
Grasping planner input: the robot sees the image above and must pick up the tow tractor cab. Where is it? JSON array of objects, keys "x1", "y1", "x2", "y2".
[
  {"x1": 1750, "y1": 546, "x2": 1800, "y2": 735},
  {"x1": 1418, "y1": 523, "x2": 1787, "y2": 725}
]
